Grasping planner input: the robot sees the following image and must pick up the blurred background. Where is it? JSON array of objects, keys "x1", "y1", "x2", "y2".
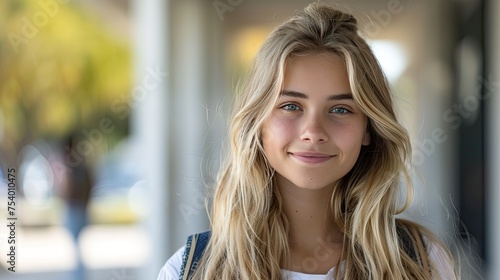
[{"x1": 0, "y1": 0, "x2": 498, "y2": 279}]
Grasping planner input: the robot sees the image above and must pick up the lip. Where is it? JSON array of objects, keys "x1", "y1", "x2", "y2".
[{"x1": 289, "y1": 152, "x2": 335, "y2": 164}]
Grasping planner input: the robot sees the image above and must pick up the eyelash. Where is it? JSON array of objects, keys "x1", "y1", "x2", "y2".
[
  {"x1": 281, "y1": 104, "x2": 301, "y2": 111},
  {"x1": 279, "y1": 103, "x2": 352, "y2": 114},
  {"x1": 330, "y1": 107, "x2": 351, "y2": 114}
]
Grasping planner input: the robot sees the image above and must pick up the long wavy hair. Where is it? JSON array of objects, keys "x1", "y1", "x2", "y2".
[{"x1": 192, "y1": 3, "x2": 456, "y2": 279}]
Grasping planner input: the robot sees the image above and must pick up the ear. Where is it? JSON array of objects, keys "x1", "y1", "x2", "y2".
[{"x1": 362, "y1": 123, "x2": 371, "y2": 146}]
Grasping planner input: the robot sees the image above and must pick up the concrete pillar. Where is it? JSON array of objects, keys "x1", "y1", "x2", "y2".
[
  {"x1": 169, "y1": 0, "x2": 226, "y2": 247},
  {"x1": 131, "y1": 0, "x2": 171, "y2": 279}
]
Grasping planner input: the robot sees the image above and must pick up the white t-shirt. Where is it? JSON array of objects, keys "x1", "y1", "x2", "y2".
[{"x1": 157, "y1": 240, "x2": 455, "y2": 280}]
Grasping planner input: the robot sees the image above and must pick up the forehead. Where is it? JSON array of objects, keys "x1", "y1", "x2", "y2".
[{"x1": 283, "y1": 52, "x2": 351, "y2": 95}]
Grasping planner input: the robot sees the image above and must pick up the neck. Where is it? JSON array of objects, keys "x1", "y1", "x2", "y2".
[{"x1": 277, "y1": 176, "x2": 344, "y2": 273}]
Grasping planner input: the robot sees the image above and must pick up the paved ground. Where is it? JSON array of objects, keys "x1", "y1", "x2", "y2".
[{"x1": 0, "y1": 224, "x2": 148, "y2": 280}]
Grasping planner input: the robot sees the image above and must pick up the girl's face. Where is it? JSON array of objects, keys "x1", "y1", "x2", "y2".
[{"x1": 262, "y1": 52, "x2": 370, "y2": 191}]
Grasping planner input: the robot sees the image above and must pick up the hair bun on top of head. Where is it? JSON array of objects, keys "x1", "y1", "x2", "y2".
[{"x1": 298, "y1": 3, "x2": 358, "y2": 34}]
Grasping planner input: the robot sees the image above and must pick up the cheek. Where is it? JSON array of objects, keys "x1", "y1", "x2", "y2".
[
  {"x1": 334, "y1": 124, "x2": 366, "y2": 151},
  {"x1": 262, "y1": 116, "x2": 294, "y2": 140},
  {"x1": 262, "y1": 116, "x2": 294, "y2": 153}
]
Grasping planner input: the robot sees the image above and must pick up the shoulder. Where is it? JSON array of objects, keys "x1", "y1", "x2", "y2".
[
  {"x1": 157, "y1": 246, "x2": 185, "y2": 280},
  {"x1": 157, "y1": 231, "x2": 212, "y2": 280}
]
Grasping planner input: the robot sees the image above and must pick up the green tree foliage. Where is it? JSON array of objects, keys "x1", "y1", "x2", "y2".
[{"x1": 0, "y1": 0, "x2": 131, "y2": 165}]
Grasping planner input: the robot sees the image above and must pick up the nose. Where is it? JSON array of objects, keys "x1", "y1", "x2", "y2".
[{"x1": 300, "y1": 113, "x2": 329, "y2": 143}]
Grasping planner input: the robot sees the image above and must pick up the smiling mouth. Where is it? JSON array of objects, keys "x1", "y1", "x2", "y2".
[{"x1": 289, "y1": 152, "x2": 335, "y2": 164}]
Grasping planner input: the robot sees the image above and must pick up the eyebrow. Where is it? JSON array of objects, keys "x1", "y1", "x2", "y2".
[{"x1": 280, "y1": 90, "x2": 353, "y2": 101}]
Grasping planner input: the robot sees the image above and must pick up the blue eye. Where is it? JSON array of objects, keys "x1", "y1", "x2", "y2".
[
  {"x1": 281, "y1": 104, "x2": 301, "y2": 111},
  {"x1": 331, "y1": 107, "x2": 351, "y2": 114}
]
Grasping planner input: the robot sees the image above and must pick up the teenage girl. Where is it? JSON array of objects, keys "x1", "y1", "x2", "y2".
[{"x1": 158, "y1": 3, "x2": 457, "y2": 279}]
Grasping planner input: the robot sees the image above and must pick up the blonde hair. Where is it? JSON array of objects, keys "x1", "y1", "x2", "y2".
[{"x1": 193, "y1": 3, "x2": 457, "y2": 279}]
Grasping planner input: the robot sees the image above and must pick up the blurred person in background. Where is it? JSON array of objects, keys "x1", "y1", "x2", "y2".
[{"x1": 61, "y1": 132, "x2": 94, "y2": 280}]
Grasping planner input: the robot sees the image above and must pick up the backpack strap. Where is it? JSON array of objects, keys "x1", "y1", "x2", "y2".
[{"x1": 179, "y1": 231, "x2": 211, "y2": 280}]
